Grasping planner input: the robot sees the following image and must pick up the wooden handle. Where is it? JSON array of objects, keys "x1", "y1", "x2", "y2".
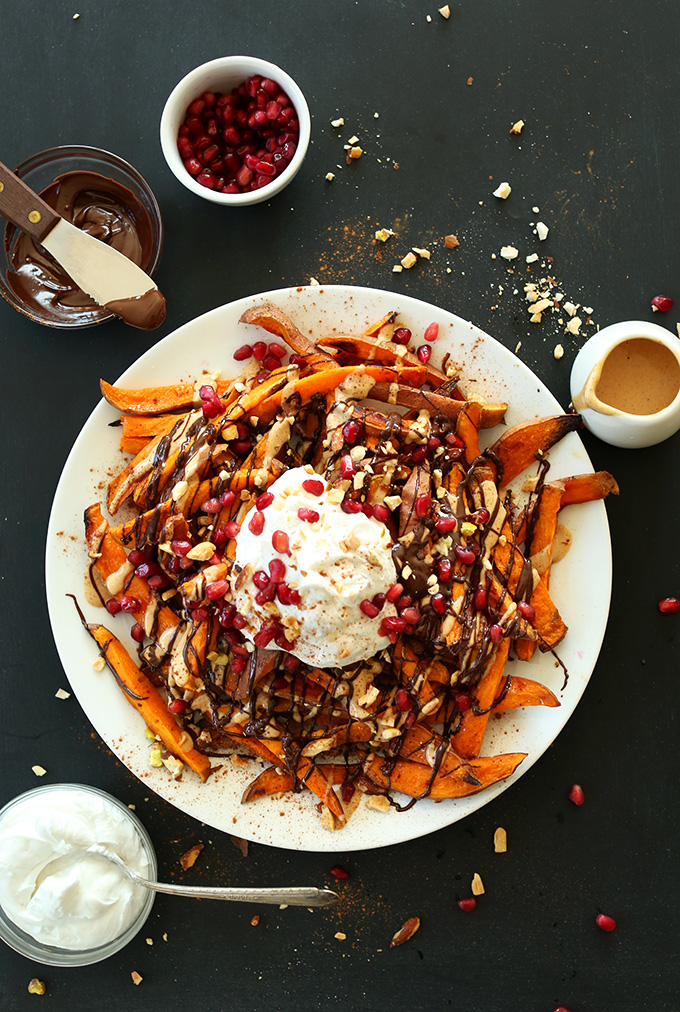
[{"x1": 0, "y1": 159, "x2": 60, "y2": 242}]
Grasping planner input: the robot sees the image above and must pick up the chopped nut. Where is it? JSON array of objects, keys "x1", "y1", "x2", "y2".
[
  {"x1": 31, "y1": 765, "x2": 47, "y2": 777},
  {"x1": 400, "y1": 251, "x2": 417, "y2": 269},
  {"x1": 92, "y1": 655, "x2": 106, "y2": 671},
  {"x1": 565, "y1": 316, "x2": 582, "y2": 336},
  {"x1": 467, "y1": 76, "x2": 473, "y2": 86},
  {"x1": 563, "y1": 301, "x2": 577, "y2": 317},
  {"x1": 146, "y1": 937, "x2": 153, "y2": 945},
  {"x1": 348, "y1": 146, "x2": 363, "y2": 159},
  {"x1": 148, "y1": 744, "x2": 163, "y2": 768},
  {"x1": 365, "y1": 793, "x2": 391, "y2": 812},
  {"x1": 330, "y1": 117, "x2": 344, "y2": 127},
  {"x1": 536, "y1": 221, "x2": 549, "y2": 241},
  {"x1": 526, "y1": 253, "x2": 539, "y2": 263},
  {"x1": 510, "y1": 119, "x2": 525, "y2": 134},
  {"x1": 500, "y1": 245, "x2": 518, "y2": 260},
  {"x1": 438, "y1": 4, "x2": 451, "y2": 17},
  {"x1": 28, "y1": 979, "x2": 46, "y2": 995},
  {"x1": 390, "y1": 916, "x2": 421, "y2": 947},
  {"x1": 251, "y1": 915, "x2": 260, "y2": 926},
  {"x1": 392, "y1": 264, "x2": 403, "y2": 273},
  {"x1": 186, "y1": 541, "x2": 216, "y2": 561},
  {"x1": 131, "y1": 972, "x2": 143, "y2": 986},
  {"x1": 375, "y1": 228, "x2": 394, "y2": 242},
  {"x1": 412, "y1": 246, "x2": 431, "y2": 259},
  {"x1": 179, "y1": 843, "x2": 204, "y2": 870},
  {"x1": 444, "y1": 233, "x2": 459, "y2": 249},
  {"x1": 460, "y1": 521, "x2": 477, "y2": 537},
  {"x1": 471, "y1": 872, "x2": 485, "y2": 895},
  {"x1": 309, "y1": 276, "x2": 320, "y2": 286},
  {"x1": 494, "y1": 827, "x2": 508, "y2": 853},
  {"x1": 334, "y1": 931, "x2": 347, "y2": 940},
  {"x1": 347, "y1": 135, "x2": 359, "y2": 145},
  {"x1": 530, "y1": 313, "x2": 543, "y2": 324},
  {"x1": 493, "y1": 181, "x2": 511, "y2": 199},
  {"x1": 55, "y1": 688, "x2": 70, "y2": 700},
  {"x1": 554, "y1": 344, "x2": 564, "y2": 360},
  {"x1": 325, "y1": 172, "x2": 335, "y2": 181}
]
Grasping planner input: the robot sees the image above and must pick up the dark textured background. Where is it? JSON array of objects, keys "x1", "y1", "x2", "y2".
[{"x1": 1, "y1": 2, "x2": 678, "y2": 1009}]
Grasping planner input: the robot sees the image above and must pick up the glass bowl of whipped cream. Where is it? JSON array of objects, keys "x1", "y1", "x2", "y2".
[{"x1": 0, "y1": 783, "x2": 157, "y2": 966}]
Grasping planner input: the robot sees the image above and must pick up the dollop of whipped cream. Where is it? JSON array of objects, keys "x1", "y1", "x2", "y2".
[
  {"x1": 231, "y1": 466, "x2": 397, "y2": 667},
  {"x1": 0, "y1": 788, "x2": 150, "y2": 950}
]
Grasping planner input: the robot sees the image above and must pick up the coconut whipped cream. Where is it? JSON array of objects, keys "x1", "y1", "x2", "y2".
[
  {"x1": 0, "y1": 787, "x2": 150, "y2": 949},
  {"x1": 231, "y1": 466, "x2": 398, "y2": 667}
]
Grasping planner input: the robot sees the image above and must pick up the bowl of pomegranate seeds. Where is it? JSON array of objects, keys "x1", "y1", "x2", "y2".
[{"x1": 160, "y1": 56, "x2": 310, "y2": 205}]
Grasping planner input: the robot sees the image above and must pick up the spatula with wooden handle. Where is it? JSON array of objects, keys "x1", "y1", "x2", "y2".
[{"x1": 0, "y1": 159, "x2": 166, "y2": 329}]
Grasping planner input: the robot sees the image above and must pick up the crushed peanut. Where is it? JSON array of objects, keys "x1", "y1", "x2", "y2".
[
  {"x1": 493, "y1": 181, "x2": 511, "y2": 199},
  {"x1": 28, "y1": 979, "x2": 46, "y2": 995},
  {"x1": 554, "y1": 344, "x2": 564, "y2": 360},
  {"x1": 494, "y1": 827, "x2": 508, "y2": 853},
  {"x1": 330, "y1": 117, "x2": 344, "y2": 127},
  {"x1": 510, "y1": 119, "x2": 525, "y2": 134},
  {"x1": 366, "y1": 793, "x2": 391, "y2": 812},
  {"x1": 55, "y1": 688, "x2": 71, "y2": 700},
  {"x1": 390, "y1": 916, "x2": 421, "y2": 947},
  {"x1": 131, "y1": 972, "x2": 143, "y2": 986},
  {"x1": 500, "y1": 245, "x2": 518, "y2": 260},
  {"x1": 471, "y1": 872, "x2": 485, "y2": 895},
  {"x1": 335, "y1": 931, "x2": 347, "y2": 940},
  {"x1": 438, "y1": 4, "x2": 451, "y2": 17},
  {"x1": 31, "y1": 765, "x2": 47, "y2": 777},
  {"x1": 400, "y1": 251, "x2": 417, "y2": 269},
  {"x1": 179, "y1": 843, "x2": 204, "y2": 870}
]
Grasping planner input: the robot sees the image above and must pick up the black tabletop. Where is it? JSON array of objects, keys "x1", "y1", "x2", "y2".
[{"x1": 1, "y1": 2, "x2": 678, "y2": 1010}]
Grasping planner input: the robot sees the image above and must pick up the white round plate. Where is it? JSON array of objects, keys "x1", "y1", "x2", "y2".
[{"x1": 46, "y1": 286, "x2": 612, "y2": 852}]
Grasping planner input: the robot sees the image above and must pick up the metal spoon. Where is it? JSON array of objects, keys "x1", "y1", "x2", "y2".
[{"x1": 91, "y1": 848, "x2": 338, "y2": 907}]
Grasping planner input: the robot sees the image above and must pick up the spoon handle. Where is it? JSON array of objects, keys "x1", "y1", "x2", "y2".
[
  {"x1": 0, "y1": 160, "x2": 60, "y2": 241},
  {"x1": 136, "y1": 880, "x2": 338, "y2": 906}
]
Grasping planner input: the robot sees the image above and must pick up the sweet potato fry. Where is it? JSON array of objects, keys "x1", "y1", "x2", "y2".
[
  {"x1": 491, "y1": 675, "x2": 560, "y2": 711},
  {"x1": 241, "y1": 763, "x2": 350, "y2": 803},
  {"x1": 240, "y1": 303, "x2": 336, "y2": 369},
  {"x1": 453, "y1": 639, "x2": 511, "y2": 758},
  {"x1": 362, "y1": 751, "x2": 525, "y2": 799},
  {"x1": 87, "y1": 623, "x2": 212, "y2": 782},
  {"x1": 101, "y1": 378, "x2": 232, "y2": 415},
  {"x1": 370, "y1": 383, "x2": 507, "y2": 428},
  {"x1": 516, "y1": 482, "x2": 564, "y2": 661},
  {"x1": 489, "y1": 413, "x2": 582, "y2": 487},
  {"x1": 558, "y1": 470, "x2": 620, "y2": 506}
]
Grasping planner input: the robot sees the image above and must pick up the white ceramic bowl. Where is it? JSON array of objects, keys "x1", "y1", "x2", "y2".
[
  {"x1": 160, "y1": 56, "x2": 310, "y2": 206},
  {"x1": 570, "y1": 319, "x2": 680, "y2": 448}
]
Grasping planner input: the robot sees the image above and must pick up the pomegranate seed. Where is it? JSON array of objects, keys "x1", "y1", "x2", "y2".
[
  {"x1": 552, "y1": 1008, "x2": 573, "y2": 1012},
  {"x1": 342, "y1": 420, "x2": 362, "y2": 444},
  {"x1": 651, "y1": 294, "x2": 673, "y2": 312},
  {"x1": 457, "y1": 898, "x2": 477, "y2": 912},
  {"x1": 411, "y1": 447, "x2": 428, "y2": 464},
  {"x1": 249, "y1": 341, "x2": 266, "y2": 363},
  {"x1": 392, "y1": 327, "x2": 412, "y2": 345},
  {"x1": 431, "y1": 593, "x2": 446, "y2": 614},
  {"x1": 130, "y1": 623, "x2": 145, "y2": 643},
  {"x1": 386, "y1": 583, "x2": 404, "y2": 603},
  {"x1": 489, "y1": 623, "x2": 503, "y2": 643},
  {"x1": 277, "y1": 583, "x2": 301, "y2": 606},
  {"x1": 423, "y1": 322, "x2": 439, "y2": 342},
  {"x1": 568, "y1": 783, "x2": 585, "y2": 806},
  {"x1": 184, "y1": 157, "x2": 203, "y2": 175},
  {"x1": 340, "y1": 454, "x2": 357, "y2": 478},
  {"x1": 658, "y1": 596, "x2": 680, "y2": 613},
  {"x1": 341, "y1": 497, "x2": 362, "y2": 514},
  {"x1": 360, "y1": 599, "x2": 380, "y2": 618},
  {"x1": 395, "y1": 688, "x2": 412, "y2": 712},
  {"x1": 218, "y1": 604, "x2": 236, "y2": 627},
  {"x1": 231, "y1": 655, "x2": 247, "y2": 674},
  {"x1": 416, "y1": 345, "x2": 431, "y2": 363},
  {"x1": 380, "y1": 615, "x2": 407, "y2": 634},
  {"x1": 233, "y1": 343, "x2": 253, "y2": 361},
  {"x1": 167, "y1": 698, "x2": 188, "y2": 714},
  {"x1": 201, "y1": 497, "x2": 221, "y2": 513},
  {"x1": 396, "y1": 594, "x2": 413, "y2": 610},
  {"x1": 361, "y1": 503, "x2": 374, "y2": 518},
  {"x1": 263, "y1": 354, "x2": 281, "y2": 371},
  {"x1": 455, "y1": 691, "x2": 473, "y2": 711},
  {"x1": 256, "y1": 491, "x2": 274, "y2": 509},
  {"x1": 328, "y1": 864, "x2": 349, "y2": 880},
  {"x1": 454, "y1": 545, "x2": 477, "y2": 565},
  {"x1": 474, "y1": 507, "x2": 491, "y2": 524},
  {"x1": 133, "y1": 561, "x2": 156, "y2": 579},
  {"x1": 427, "y1": 436, "x2": 441, "y2": 453},
  {"x1": 255, "y1": 583, "x2": 277, "y2": 605},
  {"x1": 267, "y1": 342, "x2": 286, "y2": 359},
  {"x1": 518, "y1": 601, "x2": 536, "y2": 622},
  {"x1": 248, "y1": 510, "x2": 265, "y2": 535},
  {"x1": 253, "y1": 570, "x2": 271, "y2": 590},
  {"x1": 232, "y1": 439, "x2": 254, "y2": 455},
  {"x1": 400, "y1": 607, "x2": 421, "y2": 625},
  {"x1": 206, "y1": 579, "x2": 229, "y2": 600},
  {"x1": 120, "y1": 596, "x2": 141, "y2": 614},
  {"x1": 372, "y1": 593, "x2": 386, "y2": 610},
  {"x1": 202, "y1": 399, "x2": 221, "y2": 418},
  {"x1": 437, "y1": 559, "x2": 453, "y2": 582},
  {"x1": 434, "y1": 515, "x2": 457, "y2": 534},
  {"x1": 219, "y1": 490, "x2": 236, "y2": 507},
  {"x1": 371, "y1": 503, "x2": 390, "y2": 523},
  {"x1": 224, "y1": 521, "x2": 240, "y2": 538},
  {"x1": 188, "y1": 97, "x2": 205, "y2": 117},
  {"x1": 595, "y1": 913, "x2": 616, "y2": 932},
  {"x1": 298, "y1": 508, "x2": 320, "y2": 523},
  {"x1": 474, "y1": 588, "x2": 488, "y2": 611},
  {"x1": 105, "y1": 598, "x2": 122, "y2": 616},
  {"x1": 128, "y1": 548, "x2": 149, "y2": 566},
  {"x1": 445, "y1": 433, "x2": 465, "y2": 448},
  {"x1": 302, "y1": 478, "x2": 324, "y2": 496},
  {"x1": 414, "y1": 493, "x2": 432, "y2": 518},
  {"x1": 149, "y1": 574, "x2": 169, "y2": 592},
  {"x1": 270, "y1": 531, "x2": 289, "y2": 555},
  {"x1": 268, "y1": 558, "x2": 287, "y2": 582},
  {"x1": 232, "y1": 613, "x2": 247, "y2": 629}
]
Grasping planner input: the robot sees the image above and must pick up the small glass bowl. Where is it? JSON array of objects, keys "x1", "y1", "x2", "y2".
[
  {"x1": 0, "y1": 145, "x2": 164, "y2": 329},
  {"x1": 0, "y1": 783, "x2": 157, "y2": 966}
]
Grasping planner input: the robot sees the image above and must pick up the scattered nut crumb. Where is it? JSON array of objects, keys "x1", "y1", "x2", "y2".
[
  {"x1": 412, "y1": 246, "x2": 430, "y2": 259},
  {"x1": 493, "y1": 827, "x2": 507, "y2": 853},
  {"x1": 493, "y1": 181, "x2": 512, "y2": 199},
  {"x1": 510, "y1": 119, "x2": 524, "y2": 134},
  {"x1": 162, "y1": 932, "x2": 168, "y2": 941},
  {"x1": 54, "y1": 687, "x2": 71, "y2": 700},
  {"x1": 439, "y1": 4, "x2": 451, "y2": 17},
  {"x1": 366, "y1": 793, "x2": 391, "y2": 812},
  {"x1": 92, "y1": 655, "x2": 106, "y2": 671},
  {"x1": 330, "y1": 117, "x2": 344, "y2": 127},
  {"x1": 500, "y1": 246, "x2": 518, "y2": 260},
  {"x1": 390, "y1": 916, "x2": 421, "y2": 947},
  {"x1": 536, "y1": 221, "x2": 549, "y2": 241},
  {"x1": 565, "y1": 317, "x2": 582, "y2": 336},
  {"x1": 28, "y1": 979, "x2": 46, "y2": 995},
  {"x1": 401, "y1": 251, "x2": 418, "y2": 269},
  {"x1": 179, "y1": 843, "x2": 204, "y2": 870},
  {"x1": 444, "y1": 234, "x2": 459, "y2": 248},
  {"x1": 325, "y1": 172, "x2": 335, "y2": 182},
  {"x1": 467, "y1": 76, "x2": 473, "y2": 86},
  {"x1": 348, "y1": 146, "x2": 363, "y2": 160},
  {"x1": 526, "y1": 253, "x2": 539, "y2": 263},
  {"x1": 131, "y1": 972, "x2": 143, "y2": 986},
  {"x1": 334, "y1": 931, "x2": 347, "y2": 940},
  {"x1": 31, "y1": 765, "x2": 47, "y2": 777},
  {"x1": 554, "y1": 344, "x2": 564, "y2": 360},
  {"x1": 375, "y1": 228, "x2": 394, "y2": 242},
  {"x1": 392, "y1": 264, "x2": 403, "y2": 273},
  {"x1": 471, "y1": 872, "x2": 485, "y2": 895},
  {"x1": 309, "y1": 277, "x2": 320, "y2": 286},
  {"x1": 251, "y1": 915, "x2": 260, "y2": 926},
  {"x1": 145, "y1": 937, "x2": 153, "y2": 946}
]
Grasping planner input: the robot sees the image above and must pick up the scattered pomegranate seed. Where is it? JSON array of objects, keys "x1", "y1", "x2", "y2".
[
  {"x1": 595, "y1": 913, "x2": 617, "y2": 932},
  {"x1": 454, "y1": 691, "x2": 473, "y2": 711},
  {"x1": 340, "y1": 454, "x2": 357, "y2": 479},
  {"x1": 128, "y1": 548, "x2": 149, "y2": 566},
  {"x1": 171, "y1": 539, "x2": 192, "y2": 556},
  {"x1": 395, "y1": 688, "x2": 412, "y2": 712},
  {"x1": 423, "y1": 322, "x2": 439, "y2": 342},
  {"x1": 651, "y1": 294, "x2": 673, "y2": 312},
  {"x1": 474, "y1": 507, "x2": 491, "y2": 524},
  {"x1": 105, "y1": 599, "x2": 122, "y2": 616},
  {"x1": 224, "y1": 521, "x2": 241, "y2": 538},
  {"x1": 120, "y1": 596, "x2": 141, "y2": 614},
  {"x1": 400, "y1": 607, "x2": 421, "y2": 625},
  {"x1": 414, "y1": 493, "x2": 432, "y2": 518},
  {"x1": 342, "y1": 420, "x2": 363, "y2": 444},
  {"x1": 380, "y1": 615, "x2": 407, "y2": 634},
  {"x1": 256, "y1": 583, "x2": 277, "y2": 605},
  {"x1": 454, "y1": 545, "x2": 477, "y2": 565},
  {"x1": 552, "y1": 1007, "x2": 573, "y2": 1012},
  {"x1": 233, "y1": 343, "x2": 253, "y2": 361},
  {"x1": 392, "y1": 327, "x2": 412, "y2": 345},
  {"x1": 431, "y1": 593, "x2": 446, "y2": 614},
  {"x1": 361, "y1": 502, "x2": 374, "y2": 518},
  {"x1": 457, "y1": 898, "x2": 477, "y2": 911},
  {"x1": 416, "y1": 345, "x2": 431, "y2": 363},
  {"x1": 248, "y1": 510, "x2": 265, "y2": 535},
  {"x1": 427, "y1": 435, "x2": 441, "y2": 453},
  {"x1": 252, "y1": 341, "x2": 267, "y2": 361},
  {"x1": 269, "y1": 558, "x2": 286, "y2": 582},
  {"x1": 437, "y1": 558, "x2": 453, "y2": 582},
  {"x1": 445, "y1": 432, "x2": 465, "y2": 449},
  {"x1": 256, "y1": 491, "x2": 274, "y2": 509},
  {"x1": 372, "y1": 593, "x2": 386, "y2": 610},
  {"x1": 298, "y1": 508, "x2": 320, "y2": 523},
  {"x1": 231, "y1": 655, "x2": 247, "y2": 674},
  {"x1": 205, "y1": 579, "x2": 229, "y2": 601},
  {"x1": 168, "y1": 698, "x2": 187, "y2": 714},
  {"x1": 232, "y1": 614, "x2": 247, "y2": 629},
  {"x1": 277, "y1": 583, "x2": 301, "y2": 605},
  {"x1": 253, "y1": 623, "x2": 278, "y2": 648},
  {"x1": 302, "y1": 478, "x2": 324, "y2": 496},
  {"x1": 267, "y1": 342, "x2": 286, "y2": 359},
  {"x1": 658, "y1": 596, "x2": 680, "y2": 613},
  {"x1": 360, "y1": 599, "x2": 380, "y2": 618},
  {"x1": 329, "y1": 865, "x2": 349, "y2": 880},
  {"x1": 434, "y1": 515, "x2": 457, "y2": 534},
  {"x1": 396, "y1": 594, "x2": 413, "y2": 611},
  {"x1": 218, "y1": 603, "x2": 236, "y2": 628},
  {"x1": 518, "y1": 601, "x2": 536, "y2": 622},
  {"x1": 568, "y1": 784, "x2": 585, "y2": 806},
  {"x1": 341, "y1": 497, "x2": 362, "y2": 514},
  {"x1": 386, "y1": 583, "x2": 404, "y2": 603},
  {"x1": 201, "y1": 497, "x2": 222, "y2": 513},
  {"x1": 489, "y1": 623, "x2": 503, "y2": 643},
  {"x1": 371, "y1": 503, "x2": 390, "y2": 523},
  {"x1": 272, "y1": 530, "x2": 290, "y2": 554},
  {"x1": 130, "y1": 623, "x2": 145, "y2": 643},
  {"x1": 253, "y1": 570, "x2": 270, "y2": 590}
]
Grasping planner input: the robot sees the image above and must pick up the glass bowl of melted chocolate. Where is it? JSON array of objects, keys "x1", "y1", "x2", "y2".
[{"x1": 0, "y1": 145, "x2": 163, "y2": 329}]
